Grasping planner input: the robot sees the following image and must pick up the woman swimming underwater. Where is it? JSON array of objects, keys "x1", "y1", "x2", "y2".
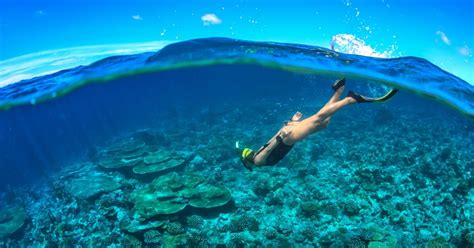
[{"x1": 237, "y1": 78, "x2": 398, "y2": 170}]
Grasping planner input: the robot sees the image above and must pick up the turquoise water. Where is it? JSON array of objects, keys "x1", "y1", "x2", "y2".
[
  {"x1": 0, "y1": 38, "x2": 473, "y2": 247},
  {"x1": 1, "y1": 38, "x2": 473, "y2": 116}
]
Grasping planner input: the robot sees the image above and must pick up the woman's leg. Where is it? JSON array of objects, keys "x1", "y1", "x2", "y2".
[
  {"x1": 285, "y1": 96, "x2": 356, "y2": 144},
  {"x1": 318, "y1": 84, "x2": 345, "y2": 125},
  {"x1": 325, "y1": 85, "x2": 344, "y2": 107},
  {"x1": 285, "y1": 85, "x2": 346, "y2": 143}
]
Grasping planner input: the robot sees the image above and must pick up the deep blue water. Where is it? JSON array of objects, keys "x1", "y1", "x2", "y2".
[
  {"x1": 0, "y1": 38, "x2": 473, "y2": 246},
  {"x1": 0, "y1": 64, "x2": 305, "y2": 187}
]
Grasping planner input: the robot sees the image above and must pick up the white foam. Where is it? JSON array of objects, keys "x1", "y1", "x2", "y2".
[
  {"x1": 330, "y1": 34, "x2": 400, "y2": 95},
  {"x1": 330, "y1": 34, "x2": 395, "y2": 58}
]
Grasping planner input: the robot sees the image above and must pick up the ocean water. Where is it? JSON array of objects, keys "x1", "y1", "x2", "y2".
[{"x1": 0, "y1": 38, "x2": 473, "y2": 247}]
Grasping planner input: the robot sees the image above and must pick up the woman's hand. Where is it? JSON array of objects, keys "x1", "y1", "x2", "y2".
[{"x1": 291, "y1": 111, "x2": 303, "y2": 121}]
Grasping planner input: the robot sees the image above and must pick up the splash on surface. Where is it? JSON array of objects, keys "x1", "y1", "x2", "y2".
[{"x1": 330, "y1": 34, "x2": 396, "y2": 58}]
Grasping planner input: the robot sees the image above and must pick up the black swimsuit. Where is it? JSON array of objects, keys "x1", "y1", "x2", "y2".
[{"x1": 255, "y1": 134, "x2": 294, "y2": 166}]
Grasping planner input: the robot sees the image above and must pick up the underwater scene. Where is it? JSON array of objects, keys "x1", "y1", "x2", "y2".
[{"x1": 0, "y1": 1, "x2": 473, "y2": 247}]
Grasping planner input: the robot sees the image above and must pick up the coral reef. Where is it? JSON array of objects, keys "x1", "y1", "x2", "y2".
[
  {"x1": 227, "y1": 215, "x2": 259, "y2": 232},
  {"x1": 426, "y1": 236, "x2": 450, "y2": 248},
  {"x1": 0, "y1": 100, "x2": 472, "y2": 247},
  {"x1": 122, "y1": 220, "x2": 166, "y2": 233},
  {"x1": 133, "y1": 155, "x2": 185, "y2": 175},
  {"x1": 123, "y1": 234, "x2": 142, "y2": 248},
  {"x1": 130, "y1": 172, "x2": 231, "y2": 217},
  {"x1": 143, "y1": 230, "x2": 161, "y2": 244},
  {"x1": 186, "y1": 215, "x2": 204, "y2": 228},
  {"x1": 64, "y1": 174, "x2": 121, "y2": 199},
  {"x1": 165, "y1": 222, "x2": 185, "y2": 235},
  {"x1": 161, "y1": 234, "x2": 188, "y2": 247},
  {"x1": 98, "y1": 138, "x2": 146, "y2": 169},
  {"x1": 0, "y1": 206, "x2": 26, "y2": 239}
]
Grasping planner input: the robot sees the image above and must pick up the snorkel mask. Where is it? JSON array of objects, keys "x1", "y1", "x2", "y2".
[{"x1": 236, "y1": 141, "x2": 256, "y2": 171}]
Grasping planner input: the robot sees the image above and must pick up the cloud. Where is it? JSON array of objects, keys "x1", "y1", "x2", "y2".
[
  {"x1": 436, "y1": 31, "x2": 451, "y2": 45},
  {"x1": 131, "y1": 15, "x2": 143, "y2": 21},
  {"x1": 201, "y1": 13, "x2": 221, "y2": 25},
  {"x1": 458, "y1": 45, "x2": 471, "y2": 57}
]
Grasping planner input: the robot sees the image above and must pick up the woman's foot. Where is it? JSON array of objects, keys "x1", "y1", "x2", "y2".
[
  {"x1": 348, "y1": 91, "x2": 373, "y2": 103},
  {"x1": 332, "y1": 78, "x2": 346, "y2": 92}
]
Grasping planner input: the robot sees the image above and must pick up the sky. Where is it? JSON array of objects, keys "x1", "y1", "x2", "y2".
[{"x1": 0, "y1": 0, "x2": 473, "y2": 83}]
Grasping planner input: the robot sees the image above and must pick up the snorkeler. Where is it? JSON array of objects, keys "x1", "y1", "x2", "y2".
[{"x1": 237, "y1": 78, "x2": 398, "y2": 170}]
